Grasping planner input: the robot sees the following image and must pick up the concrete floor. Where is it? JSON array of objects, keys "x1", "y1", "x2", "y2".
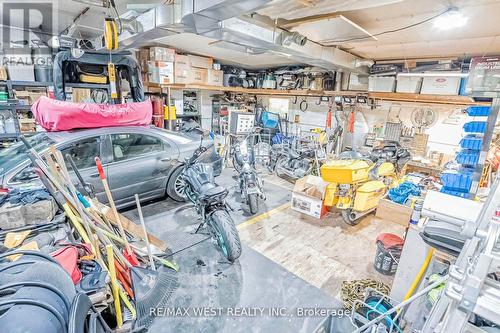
[{"x1": 123, "y1": 167, "x2": 405, "y2": 332}]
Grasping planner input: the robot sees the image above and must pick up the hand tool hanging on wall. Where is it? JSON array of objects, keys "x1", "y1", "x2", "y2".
[
  {"x1": 348, "y1": 109, "x2": 355, "y2": 133},
  {"x1": 326, "y1": 97, "x2": 333, "y2": 130}
]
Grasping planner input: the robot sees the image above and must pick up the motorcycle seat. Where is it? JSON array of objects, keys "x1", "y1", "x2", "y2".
[{"x1": 199, "y1": 185, "x2": 228, "y2": 203}]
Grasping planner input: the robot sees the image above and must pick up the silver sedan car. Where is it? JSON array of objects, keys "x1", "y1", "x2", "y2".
[{"x1": 0, "y1": 126, "x2": 222, "y2": 208}]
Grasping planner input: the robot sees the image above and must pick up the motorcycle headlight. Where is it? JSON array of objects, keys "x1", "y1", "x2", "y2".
[{"x1": 339, "y1": 184, "x2": 350, "y2": 191}]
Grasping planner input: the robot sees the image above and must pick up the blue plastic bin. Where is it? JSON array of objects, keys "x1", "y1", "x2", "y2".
[
  {"x1": 261, "y1": 111, "x2": 279, "y2": 128},
  {"x1": 440, "y1": 170, "x2": 473, "y2": 192},
  {"x1": 466, "y1": 106, "x2": 490, "y2": 117},
  {"x1": 463, "y1": 121, "x2": 487, "y2": 133},
  {"x1": 456, "y1": 150, "x2": 480, "y2": 166},
  {"x1": 460, "y1": 134, "x2": 483, "y2": 150}
]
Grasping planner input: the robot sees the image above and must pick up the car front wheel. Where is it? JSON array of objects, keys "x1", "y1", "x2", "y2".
[{"x1": 166, "y1": 167, "x2": 187, "y2": 202}]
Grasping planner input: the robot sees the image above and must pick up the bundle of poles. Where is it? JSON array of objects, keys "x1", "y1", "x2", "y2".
[{"x1": 20, "y1": 136, "x2": 178, "y2": 329}]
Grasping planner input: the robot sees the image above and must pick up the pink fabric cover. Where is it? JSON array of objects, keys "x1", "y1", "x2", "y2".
[{"x1": 32, "y1": 96, "x2": 152, "y2": 131}]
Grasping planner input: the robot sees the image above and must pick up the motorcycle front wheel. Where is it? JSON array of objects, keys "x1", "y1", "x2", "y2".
[
  {"x1": 209, "y1": 210, "x2": 242, "y2": 262},
  {"x1": 247, "y1": 193, "x2": 259, "y2": 214}
]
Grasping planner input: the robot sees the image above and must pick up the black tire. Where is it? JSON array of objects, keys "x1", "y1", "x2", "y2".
[
  {"x1": 166, "y1": 167, "x2": 186, "y2": 202},
  {"x1": 341, "y1": 209, "x2": 361, "y2": 226},
  {"x1": 209, "y1": 210, "x2": 242, "y2": 262},
  {"x1": 248, "y1": 193, "x2": 259, "y2": 214}
]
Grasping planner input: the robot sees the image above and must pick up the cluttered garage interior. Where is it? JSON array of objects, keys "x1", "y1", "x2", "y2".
[{"x1": 1, "y1": 0, "x2": 500, "y2": 332}]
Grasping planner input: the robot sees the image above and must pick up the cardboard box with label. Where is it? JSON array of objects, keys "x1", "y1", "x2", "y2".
[
  {"x1": 148, "y1": 61, "x2": 174, "y2": 85},
  {"x1": 207, "y1": 69, "x2": 223, "y2": 86},
  {"x1": 149, "y1": 47, "x2": 175, "y2": 62},
  {"x1": 174, "y1": 63, "x2": 190, "y2": 84},
  {"x1": 375, "y1": 198, "x2": 412, "y2": 226},
  {"x1": 174, "y1": 54, "x2": 189, "y2": 65},
  {"x1": 188, "y1": 55, "x2": 213, "y2": 69},
  {"x1": 291, "y1": 175, "x2": 329, "y2": 219},
  {"x1": 187, "y1": 67, "x2": 208, "y2": 85}
]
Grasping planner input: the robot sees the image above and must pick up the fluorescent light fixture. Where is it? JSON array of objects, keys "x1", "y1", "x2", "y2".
[{"x1": 433, "y1": 7, "x2": 468, "y2": 30}]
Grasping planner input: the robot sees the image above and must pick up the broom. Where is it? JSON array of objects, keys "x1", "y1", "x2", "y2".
[{"x1": 92, "y1": 157, "x2": 178, "y2": 328}]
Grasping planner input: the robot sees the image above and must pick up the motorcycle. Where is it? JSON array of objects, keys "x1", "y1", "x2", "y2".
[
  {"x1": 321, "y1": 142, "x2": 411, "y2": 226},
  {"x1": 181, "y1": 139, "x2": 242, "y2": 262},
  {"x1": 273, "y1": 138, "x2": 324, "y2": 181},
  {"x1": 232, "y1": 132, "x2": 266, "y2": 214}
]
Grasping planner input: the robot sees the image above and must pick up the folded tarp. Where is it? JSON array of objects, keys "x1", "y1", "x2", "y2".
[{"x1": 32, "y1": 96, "x2": 152, "y2": 131}]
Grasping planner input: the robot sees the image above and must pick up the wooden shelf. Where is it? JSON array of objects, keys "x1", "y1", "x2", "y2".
[
  {"x1": 368, "y1": 92, "x2": 488, "y2": 106},
  {"x1": 156, "y1": 84, "x2": 490, "y2": 106},
  {"x1": 159, "y1": 83, "x2": 353, "y2": 97}
]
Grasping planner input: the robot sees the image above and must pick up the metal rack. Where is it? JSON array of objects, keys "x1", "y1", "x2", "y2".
[
  {"x1": 468, "y1": 92, "x2": 500, "y2": 196},
  {"x1": 0, "y1": 100, "x2": 21, "y2": 140},
  {"x1": 421, "y1": 174, "x2": 500, "y2": 332}
]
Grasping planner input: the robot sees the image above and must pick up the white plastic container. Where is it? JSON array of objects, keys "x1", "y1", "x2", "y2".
[
  {"x1": 396, "y1": 76, "x2": 423, "y2": 93},
  {"x1": 368, "y1": 76, "x2": 396, "y2": 92},
  {"x1": 6, "y1": 64, "x2": 35, "y2": 81},
  {"x1": 420, "y1": 74, "x2": 461, "y2": 95}
]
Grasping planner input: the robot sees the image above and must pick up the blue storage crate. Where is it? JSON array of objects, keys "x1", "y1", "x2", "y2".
[
  {"x1": 460, "y1": 134, "x2": 483, "y2": 150},
  {"x1": 261, "y1": 111, "x2": 279, "y2": 128},
  {"x1": 440, "y1": 188, "x2": 472, "y2": 199},
  {"x1": 456, "y1": 150, "x2": 480, "y2": 166},
  {"x1": 440, "y1": 170, "x2": 473, "y2": 192},
  {"x1": 466, "y1": 106, "x2": 490, "y2": 117},
  {"x1": 463, "y1": 121, "x2": 487, "y2": 133}
]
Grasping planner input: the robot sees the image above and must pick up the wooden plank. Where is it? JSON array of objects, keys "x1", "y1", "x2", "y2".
[
  {"x1": 368, "y1": 92, "x2": 488, "y2": 106},
  {"x1": 95, "y1": 202, "x2": 167, "y2": 251}
]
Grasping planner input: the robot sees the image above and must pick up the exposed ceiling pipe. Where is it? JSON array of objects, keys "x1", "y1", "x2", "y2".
[{"x1": 112, "y1": 0, "x2": 371, "y2": 73}]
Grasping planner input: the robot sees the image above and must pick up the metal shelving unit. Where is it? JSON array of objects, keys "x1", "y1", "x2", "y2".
[{"x1": 467, "y1": 92, "x2": 499, "y2": 196}]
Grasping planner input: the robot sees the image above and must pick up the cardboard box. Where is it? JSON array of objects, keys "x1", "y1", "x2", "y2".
[
  {"x1": 369, "y1": 76, "x2": 396, "y2": 92},
  {"x1": 148, "y1": 61, "x2": 174, "y2": 85},
  {"x1": 467, "y1": 56, "x2": 500, "y2": 93},
  {"x1": 137, "y1": 48, "x2": 149, "y2": 70},
  {"x1": 291, "y1": 175, "x2": 329, "y2": 219},
  {"x1": 375, "y1": 198, "x2": 412, "y2": 226},
  {"x1": 187, "y1": 67, "x2": 207, "y2": 85},
  {"x1": 149, "y1": 47, "x2": 175, "y2": 62},
  {"x1": 188, "y1": 54, "x2": 213, "y2": 69},
  {"x1": 396, "y1": 76, "x2": 422, "y2": 93},
  {"x1": 174, "y1": 54, "x2": 189, "y2": 65},
  {"x1": 174, "y1": 63, "x2": 190, "y2": 84},
  {"x1": 207, "y1": 69, "x2": 223, "y2": 86},
  {"x1": 420, "y1": 75, "x2": 461, "y2": 95},
  {"x1": 0, "y1": 66, "x2": 7, "y2": 81}
]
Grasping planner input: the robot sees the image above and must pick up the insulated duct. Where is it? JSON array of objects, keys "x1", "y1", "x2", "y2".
[{"x1": 115, "y1": 0, "x2": 370, "y2": 73}]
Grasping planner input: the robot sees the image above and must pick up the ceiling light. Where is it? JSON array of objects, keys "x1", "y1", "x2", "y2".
[{"x1": 433, "y1": 7, "x2": 468, "y2": 30}]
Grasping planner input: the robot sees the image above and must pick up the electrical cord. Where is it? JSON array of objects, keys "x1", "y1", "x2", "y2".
[{"x1": 326, "y1": 7, "x2": 453, "y2": 43}]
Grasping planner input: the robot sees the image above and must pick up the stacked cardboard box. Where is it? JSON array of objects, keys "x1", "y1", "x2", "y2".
[
  {"x1": 148, "y1": 61, "x2": 174, "y2": 85},
  {"x1": 137, "y1": 46, "x2": 222, "y2": 86}
]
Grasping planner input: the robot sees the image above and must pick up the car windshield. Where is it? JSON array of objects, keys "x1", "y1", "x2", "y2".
[{"x1": 0, "y1": 133, "x2": 55, "y2": 174}]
